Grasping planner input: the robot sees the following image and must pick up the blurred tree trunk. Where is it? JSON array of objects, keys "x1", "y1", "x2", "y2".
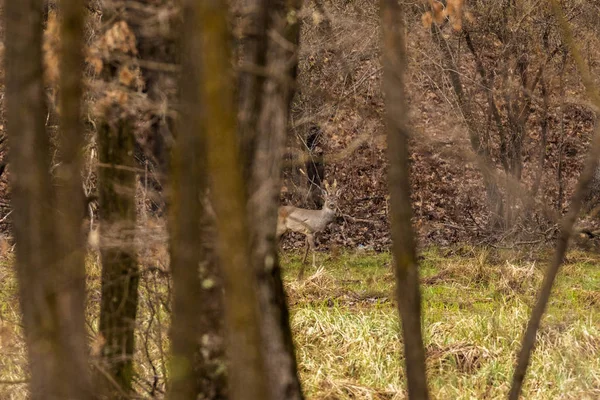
[
  {"x1": 4, "y1": 0, "x2": 89, "y2": 399},
  {"x1": 4, "y1": 0, "x2": 61, "y2": 398},
  {"x1": 244, "y1": 0, "x2": 306, "y2": 398},
  {"x1": 53, "y1": 0, "x2": 93, "y2": 397},
  {"x1": 381, "y1": 1, "x2": 429, "y2": 399},
  {"x1": 167, "y1": 0, "x2": 226, "y2": 398},
  {"x1": 201, "y1": 0, "x2": 268, "y2": 399},
  {"x1": 97, "y1": 106, "x2": 139, "y2": 397}
]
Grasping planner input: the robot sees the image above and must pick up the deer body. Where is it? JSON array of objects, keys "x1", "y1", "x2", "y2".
[
  {"x1": 277, "y1": 206, "x2": 335, "y2": 237},
  {"x1": 277, "y1": 180, "x2": 340, "y2": 279}
]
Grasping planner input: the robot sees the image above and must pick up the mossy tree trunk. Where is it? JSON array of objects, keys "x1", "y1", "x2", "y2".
[
  {"x1": 167, "y1": 0, "x2": 227, "y2": 398},
  {"x1": 169, "y1": 0, "x2": 306, "y2": 397},
  {"x1": 381, "y1": 1, "x2": 429, "y2": 399},
  {"x1": 200, "y1": 0, "x2": 269, "y2": 399}
]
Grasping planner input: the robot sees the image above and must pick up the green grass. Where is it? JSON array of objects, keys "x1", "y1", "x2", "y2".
[
  {"x1": 282, "y1": 248, "x2": 600, "y2": 399},
  {"x1": 1, "y1": 248, "x2": 600, "y2": 399}
]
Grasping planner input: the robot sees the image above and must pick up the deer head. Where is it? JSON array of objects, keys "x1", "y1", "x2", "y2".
[{"x1": 322, "y1": 179, "x2": 342, "y2": 213}]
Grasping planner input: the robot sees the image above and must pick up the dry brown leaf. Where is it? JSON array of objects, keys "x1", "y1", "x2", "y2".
[
  {"x1": 118, "y1": 64, "x2": 136, "y2": 87},
  {"x1": 86, "y1": 55, "x2": 103, "y2": 75},
  {"x1": 422, "y1": 11, "x2": 433, "y2": 28},
  {"x1": 430, "y1": 0, "x2": 447, "y2": 24},
  {"x1": 90, "y1": 333, "x2": 106, "y2": 357},
  {"x1": 100, "y1": 21, "x2": 138, "y2": 57},
  {"x1": 452, "y1": 19, "x2": 463, "y2": 32},
  {"x1": 465, "y1": 11, "x2": 475, "y2": 23},
  {"x1": 0, "y1": 235, "x2": 10, "y2": 257}
]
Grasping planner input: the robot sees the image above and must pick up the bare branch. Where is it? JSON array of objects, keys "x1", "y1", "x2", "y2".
[{"x1": 509, "y1": 1, "x2": 600, "y2": 397}]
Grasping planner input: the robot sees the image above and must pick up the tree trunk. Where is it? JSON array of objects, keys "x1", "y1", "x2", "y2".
[
  {"x1": 5, "y1": 0, "x2": 57, "y2": 396},
  {"x1": 5, "y1": 0, "x2": 90, "y2": 398},
  {"x1": 246, "y1": 0, "x2": 306, "y2": 398},
  {"x1": 97, "y1": 108, "x2": 140, "y2": 398},
  {"x1": 237, "y1": 0, "x2": 269, "y2": 179},
  {"x1": 381, "y1": 1, "x2": 429, "y2": 399},
  {"x1": 167, "y1": 0, "x2": 227, "y2": 398},
  {"x1": 53, "y1": 0, "x2": 93, "y2": 397},
  {"x1": 200, "y1": 0, "x2": 269, "y2": 398}
]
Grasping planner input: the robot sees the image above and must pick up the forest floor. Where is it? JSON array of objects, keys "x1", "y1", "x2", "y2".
[{"x1": 0, "y1": 248, "x2": 600, "y2": 399}]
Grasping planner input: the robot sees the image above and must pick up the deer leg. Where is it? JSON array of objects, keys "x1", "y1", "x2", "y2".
[
  {"x1": 301, "y1": 236, "x2": 310, "y2": 264},
  {"x1": 309, "y1": 235, "x2": 316, "y2": 268},
  {"x1": 298, "y1": 237, "x2": 309, "y2": 280},
  {"x1": 298, "y1": 234, "x2": 315, "y2": 280}
]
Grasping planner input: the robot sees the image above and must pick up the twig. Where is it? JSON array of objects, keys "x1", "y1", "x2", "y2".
[
  {"x1": 0, "y1": 379, "x2": 29, "y2": 385},
  {"x1": 339, "y1": 212, "x2": 378, "y2": 225},
  {"x1": 109, "y1": 53, "x2": 180, "y2": 73},
  {"x1": 0, "y1": 210, "x2": 13, "y2": 223},
  {"x1": 91, "y1": 361, "x2": 133, "y2": 399}
]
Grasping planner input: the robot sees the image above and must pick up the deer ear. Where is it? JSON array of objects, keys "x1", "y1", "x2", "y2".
[{"x1": 335, "y1": 188, "x2": 342, "y2": 197}]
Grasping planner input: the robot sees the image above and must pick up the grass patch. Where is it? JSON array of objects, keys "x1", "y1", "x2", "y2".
[
  {"x1": 284, "y1": 248, "x2": 600, "y2": 399},
  {"x1": 0, "y1": 247, "x2": 599, "y2": 398}
]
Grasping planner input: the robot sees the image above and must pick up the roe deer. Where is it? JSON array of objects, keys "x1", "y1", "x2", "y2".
[{"x1": 277, "y1": 180, "x2": 341, "y2": 280}]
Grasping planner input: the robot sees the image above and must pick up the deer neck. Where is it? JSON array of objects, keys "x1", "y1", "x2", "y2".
[{"x1": 320, "y1": 205, "x2": 336, "y2": 223}]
